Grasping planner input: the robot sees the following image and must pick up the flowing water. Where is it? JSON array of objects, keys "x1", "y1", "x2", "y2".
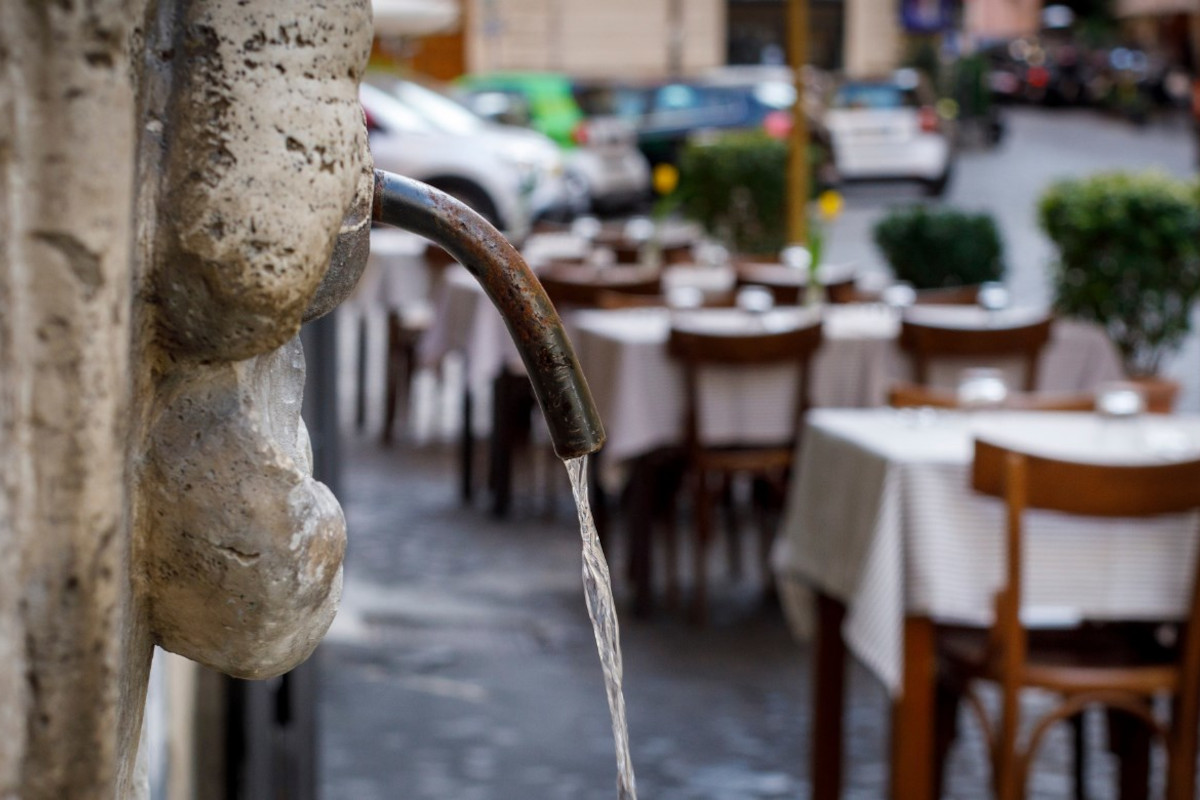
[{"x1": 565, "y1": 455, "x2": 638, "y2": 800}]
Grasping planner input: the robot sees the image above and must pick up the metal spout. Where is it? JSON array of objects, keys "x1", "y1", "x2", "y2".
[{"x1": 371, "y1": 169, "x2": 605, "y2": 460}]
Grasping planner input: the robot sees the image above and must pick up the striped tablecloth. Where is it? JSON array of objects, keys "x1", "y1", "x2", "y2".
[
  {"x1": 772, "y1": 409, "x2": 1200, "y2": 695},
  {"x1": 568, "y1": 305, "x2": 1124, "y2": 465}
]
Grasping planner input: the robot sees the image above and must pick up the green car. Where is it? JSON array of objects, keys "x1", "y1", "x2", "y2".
[
  {"x1": 457, "y1": 71, "x2": 652, "y2": 214},
  {"x1": 456, "y1": 71, "x2": 587, "y2": 148}
]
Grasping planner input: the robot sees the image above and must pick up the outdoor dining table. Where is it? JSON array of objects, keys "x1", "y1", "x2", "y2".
[
  {"x1": 418, "y1": 268, "x2": 1126, "y2": 517},
  {"x1": 568, "y1": 304, "x2": 1124, "y2": 468},
  {"x1": 773, "y1": 408, "x2": 1200, "y2": 799},
  {"x1": 417, "y1": 263, "x2": 738, "y2": 511}
]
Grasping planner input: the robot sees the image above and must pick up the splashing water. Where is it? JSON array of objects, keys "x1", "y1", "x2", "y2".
[{"x1": 565, "y1": 455, "x2": 637, "y2": 800}]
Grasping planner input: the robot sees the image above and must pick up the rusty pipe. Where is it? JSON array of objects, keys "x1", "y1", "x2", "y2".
[{"x1": 371, "y1": 169, "x2": 605, "y2": 461}]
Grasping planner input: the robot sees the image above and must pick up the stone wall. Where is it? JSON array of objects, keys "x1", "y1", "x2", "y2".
[{"x1": 466, "y1": 0, "x2": 726, "y2": 79}]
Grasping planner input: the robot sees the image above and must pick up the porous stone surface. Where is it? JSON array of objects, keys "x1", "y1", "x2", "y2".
[
  {"x1": 142, "y1": 338, "x2": 346, "y2": 679},
  {"x1": 0, "y1": 0, "x2": 374, "y2": 796},
  {"x1": 0, "y1": 2, "x2": 142, "y2": 797},
  {"x1": 153, "y1": 0, "x2": 372, "y2": 362},
  {"x1": 305, "y1": 155, "x2": 375, "y2": 322}
]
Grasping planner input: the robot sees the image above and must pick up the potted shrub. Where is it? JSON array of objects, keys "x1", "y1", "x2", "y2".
[
  {"x1": 872, "y1": 205, "x2": 1005, "y2": 289},
  {"x1": 675, "y1": 130, "x2": 829, "y2": 256},
  {"x1": 1038, "y1": 171, "x2": 1200, "y2": 404}
]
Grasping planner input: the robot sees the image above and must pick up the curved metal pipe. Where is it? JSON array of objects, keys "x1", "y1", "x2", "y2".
[{"x1": 371, "y1": 169, "x2": 605, "y2": 460}]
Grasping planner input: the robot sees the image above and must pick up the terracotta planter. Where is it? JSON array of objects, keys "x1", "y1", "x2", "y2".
[{"x1": 1124, "y1": 375, "x2": 1180, "y2": 414}]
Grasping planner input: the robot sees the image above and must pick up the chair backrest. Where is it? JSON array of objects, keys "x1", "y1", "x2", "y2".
[
  {"x1": 887, "y1": 382, "x2": 1095, "y2": 412},
  {"x1": 899, "y1": 316, "x2": 1054, "y2": 391},
  {"x1": 834, "y1": 284, "x2": 981, "y2": 306},
  {"x1": 970, "y1": 438, "x2": 1200, "y2": 751},
  {"x1": 734, "y1": 262, "x2": 856, "y2": 306},
  {"x1": 667, "y1": 319, "x2": 823, "y2": 451},
  {"x1": 595, "y1": 289, "x2": 737, "y2": 310},
  {"x1": 972, "y1": 438, "x2": 1200, "y2": 518},
  {"x1": 538, "y1": 270, "x2": 662, "y2": 309}
]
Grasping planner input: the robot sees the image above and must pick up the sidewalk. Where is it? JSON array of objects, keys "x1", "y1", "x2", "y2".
[{"x1": 317, "y1": 428, "x2": 1109, "y2": 799}]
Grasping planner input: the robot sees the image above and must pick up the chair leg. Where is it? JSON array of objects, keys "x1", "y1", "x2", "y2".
[
  {"x1": 995, "y1": 695, "x2": 1023, "y2": 800},
  {"x1": 621, "y1": 454, "x2": 656, "y2": 619},
  {"x1": 354, "y1": 314, "x2": 368, "y2": 432},
  {"x1": 488, "y1": 371, "x2": 531, "y2": 518},
  {"x1": 459, "y1": 384, "x2": 474, "y2": 505},
  {"x1": 662, "y1": 490, "x2": 680, "y2": 609},
  {"x1": 381, "y1": 312, "x2": 401, "y2": 445},
  {"x1": 1165, "y1": 692, "x2": 1198, "y2": 800},
  {"x1": 1071, "y1": 712, "x2": 1088, "y2": 800},
  {"x1": 1107, "y1": 706, "x2": 1151, "y2": 800},
  {"x1": 720, "y1": 474, "x2": 741, "y2": 580},
  {"x1": 752, "y1": 476, "x2": 780, "y2": 597},
  {"x1": 933, "y1": 677, "x2": 961, "y2": 800},
  {"x1": 400, "y1": 331, "x2": 418, "y2": 425},
  {"x1": 690, "y1": 469, "x2": 712, "y2": 624}
]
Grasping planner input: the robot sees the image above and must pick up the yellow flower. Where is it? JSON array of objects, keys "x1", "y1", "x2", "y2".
[
  {"x1": 653, "y1": 163, "x2": 679, "y2": 196},
  {"x1": 817, "y1": 189, "x2": 843, "y2": 221}
]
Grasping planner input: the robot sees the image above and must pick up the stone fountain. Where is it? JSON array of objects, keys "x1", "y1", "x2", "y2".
[{"x1": 0, "y1": 2, "x2": 601, "y2": 797}]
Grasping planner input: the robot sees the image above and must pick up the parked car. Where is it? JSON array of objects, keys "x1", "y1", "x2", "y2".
[
  {"x1": 572, "y1": 66, "x2": 833, "y2": 174},
  {"x1": 456, "y1": 71, "x2": 651, "y2": 213},
  {"x1": 364, "y1": 76, "x2": 571, "y2": 229},
  {"x1": 824, "y1": 69, "x2": 953, "y2": 196}
]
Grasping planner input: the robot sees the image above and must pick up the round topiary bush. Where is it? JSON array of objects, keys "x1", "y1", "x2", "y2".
[
  {"x1": 1038, "y1": 171, "x2": 1200, "y2": 376},
  {"x1": 872, "y1": 205, "x2": 1005, "y2": 290}
]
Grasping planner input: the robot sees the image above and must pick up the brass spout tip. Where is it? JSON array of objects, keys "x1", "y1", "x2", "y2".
[{"x1": 371, "y1": 170, "x2": 605, "y2": 460}]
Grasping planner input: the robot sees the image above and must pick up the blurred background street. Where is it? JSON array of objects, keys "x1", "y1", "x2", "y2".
[
  {"x1": 155, "y1": 0, "x2": 1200, "y2": 796},
  {"x1": 316, "y1": 102, "x2": 1198, "y2": 798}
]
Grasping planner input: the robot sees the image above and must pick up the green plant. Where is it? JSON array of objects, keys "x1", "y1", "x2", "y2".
[
  {"x1": 872, "y1": 205, "x2": 1004, "y2": 290},
  {"x1": 675, "y1": 131, "x2": 827, "y2": 255},
  {"x1": 1039, "y1": 171, "x2": 1200, "y2": 376}
]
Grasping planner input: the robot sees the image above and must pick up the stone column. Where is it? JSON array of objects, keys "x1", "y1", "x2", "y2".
[{"x1": 0, "y1": 2, "x2": 140, "y2": 795}]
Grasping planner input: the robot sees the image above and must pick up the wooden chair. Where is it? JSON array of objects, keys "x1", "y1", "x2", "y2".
[
  {"x1": 668, "y1": 319, "x2": 823, "y2": 621},
  {"x1": 538, "y1": 270, "x2": 661, "y2": 309},
  {"x1": 938, "y1": 440, "x2": 1200, "y2": 800},
  {"x1": 899, "y1": 316, "x2": 1054, "y2": 391},
  {"x1": 844, "y1": 284, "x2": 982, "y2": 306},
  {"x1": 594, "y1": 231, "x2": 694, "y2": 265},
  {"x1": 887, "y1": 382, "x2": 1096, "y2": 412},
  {"x1": 595, "y1": 289, "x2": 738, "y2": 310},
  {"x1": 734, "y1": 262, "x2": 857, "y2": 306}
]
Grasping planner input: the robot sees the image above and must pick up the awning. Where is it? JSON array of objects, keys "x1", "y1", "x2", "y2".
[{"x1": 372, "y1": 0, "x2": 460, "y2": 36}]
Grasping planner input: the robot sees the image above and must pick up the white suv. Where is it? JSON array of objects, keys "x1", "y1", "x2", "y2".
[{"x1": 361, "y1": 82, "x2": 565, "y2": 240}]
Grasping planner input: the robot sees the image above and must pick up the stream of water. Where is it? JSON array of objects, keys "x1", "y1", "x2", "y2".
[{"x1": 565, "y1": 455, "x2": 638, "y2": 800}]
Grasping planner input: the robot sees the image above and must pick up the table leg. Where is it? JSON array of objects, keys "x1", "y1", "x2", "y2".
[
  {"x1": 892, "y1": 616, "x2": 937, "y2": 800},
  {"x1": 354, "y1": 314, "x2": 368, "y2": 432},
  {"x1": 489, "y1": 371, "x2": 515, "y2": 518},
  {"x1": 1107, "y1": 707, "x2": 1150, "y2": 800},
  {"x1": 488, "y1": 370, "x2": 533, "y2": 519},
  {"x1": 813, "y1": 592, "x2": 846, "y2": 800},
  {"x1": 618, "y1": 453, "x2": 657, "y2": 618}
]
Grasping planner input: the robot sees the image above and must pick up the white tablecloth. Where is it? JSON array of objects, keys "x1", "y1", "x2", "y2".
[
  {"x1": 417, "y1": 263, "x2": 740, "y2": 402},
  {"x1": 569, "y1": 305, "x2": 1125, "y2": 465},
  {"x1": 772, "y1": 409, "x2": 1200, "y2": 695}
]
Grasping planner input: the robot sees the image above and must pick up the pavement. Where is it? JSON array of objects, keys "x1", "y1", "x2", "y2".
[{"x1": 318, "y1": 107, "x2": 1196, "y2": 799}]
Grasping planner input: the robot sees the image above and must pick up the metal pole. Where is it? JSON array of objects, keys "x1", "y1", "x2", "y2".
[
  {"x1": 667, "y1": 0, "x2": 685, "y2": 77},
  {"x1": 787, "y1": 0, "x2": 811, "y2": 245}
]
